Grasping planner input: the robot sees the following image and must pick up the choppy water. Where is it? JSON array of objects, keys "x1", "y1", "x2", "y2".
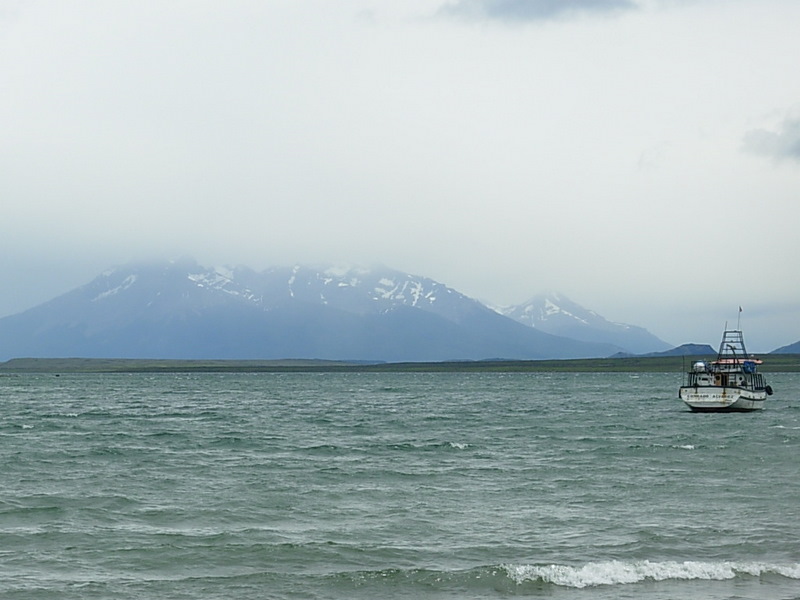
[{"x1": 1, "y1": 371, "x2": 799, "y2": 599}]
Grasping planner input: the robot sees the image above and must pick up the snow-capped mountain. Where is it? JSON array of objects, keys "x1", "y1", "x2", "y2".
[
  {"x1": 498, "y1": 292, "x2": 671, "y2": 355},
  {"x1": 0, "y1": 260, "x2": 622, "y2": 362}
]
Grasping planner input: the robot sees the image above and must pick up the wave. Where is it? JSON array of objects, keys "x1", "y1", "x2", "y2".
[
  {"x1": 5, "y1": 559, "x2": 799, "y2": 598},
  {"x1": 227, "y1": 561, "x2": 800, "y2": 592},
  {"x1": 245, "y1": 561, "x2": 800, "y2": 597},
  {"x1": 503, "y1": 560, "x2": 800, "y2": 588}
]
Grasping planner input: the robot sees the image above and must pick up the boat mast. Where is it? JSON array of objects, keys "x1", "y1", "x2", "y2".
[{"x1": 718, "y1": 329, "x2": 748, "y2": 363}]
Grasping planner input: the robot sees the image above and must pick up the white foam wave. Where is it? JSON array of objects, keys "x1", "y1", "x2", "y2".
[
  {"x1": 504, "y1": 560, "x2": 800, "y2": 588},
  {"x1": 448, "y1": 442, "x2": 469, "y2": 449}
]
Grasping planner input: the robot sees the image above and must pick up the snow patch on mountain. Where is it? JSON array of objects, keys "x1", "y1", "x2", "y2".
[
  {"x1": 92, "y1": 274, "x2": 137, "y2": 302},
  {"x1": 213, "y1": 266, "x2": 236, "y2": 281},
  {"x1": 324, "y1": 264, "x2": 366, "y2": 279},
  {"x1": 188, "y1": 271, "x2": 227, "y2": 288},
  {"x1": 544, "y1": 299, "x2": 590, "y2": 325},
  {"x1": 187, "y1": 269, "x2": 260, "y2": 303}
]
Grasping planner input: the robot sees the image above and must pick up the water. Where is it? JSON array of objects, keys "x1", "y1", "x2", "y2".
[{"x1": 2, "y1": 371, "x2": 799, "y2": 599}]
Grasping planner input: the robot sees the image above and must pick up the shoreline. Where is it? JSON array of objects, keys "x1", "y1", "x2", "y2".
[{"x1": 2, "y1": 355, "x2": 799, "y2": 373}]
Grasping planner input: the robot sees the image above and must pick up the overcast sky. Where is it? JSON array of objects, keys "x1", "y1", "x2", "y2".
[{"x1": 2, "y1": 0, "x2": 799, "y2": 351}]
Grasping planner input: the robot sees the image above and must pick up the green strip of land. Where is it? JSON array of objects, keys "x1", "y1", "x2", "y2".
[{"x1": 2, "y1": 355, "x2": 799, "y2": 373}]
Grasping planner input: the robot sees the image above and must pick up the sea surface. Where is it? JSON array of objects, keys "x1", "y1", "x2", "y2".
[{"x1": 1, "y1": 371, "x2": 799, "y2": 599}]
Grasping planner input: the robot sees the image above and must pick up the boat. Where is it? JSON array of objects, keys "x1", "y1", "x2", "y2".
[{"x1": 679, "y1": 328, "x2": 773, "y2": 412}]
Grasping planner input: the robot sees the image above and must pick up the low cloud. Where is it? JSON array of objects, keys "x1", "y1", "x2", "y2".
[
  {"x1": 438, "y1": 0, "x2": 638, "y2": 22},
  {"x1": 743, "y1": 118, "x2": 800, "y2": 162}
]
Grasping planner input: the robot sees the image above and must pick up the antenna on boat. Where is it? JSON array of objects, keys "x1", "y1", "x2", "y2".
[{"x1": 737, "y1": 306, "x2": 742, "y2": 331}]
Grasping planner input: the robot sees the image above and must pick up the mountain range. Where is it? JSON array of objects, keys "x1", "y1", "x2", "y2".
[{"x1": 0, "y1": 259, "x2": 679, "y2": 362}]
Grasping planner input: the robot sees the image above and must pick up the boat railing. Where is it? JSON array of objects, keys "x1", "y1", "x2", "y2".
[{"x1": 686, "y1": 369, "x2": 762, "y2": 390}]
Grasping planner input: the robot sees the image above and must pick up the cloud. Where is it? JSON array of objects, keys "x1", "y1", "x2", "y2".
[
  {"x1": 438, "y1": 0, "x2": 638, "y2": 22},
  {"x1": 743, "y1": 118, "x2": 800, "y2": 162}
]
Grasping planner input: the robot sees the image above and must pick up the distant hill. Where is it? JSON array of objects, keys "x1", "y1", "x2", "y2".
[
  {"x1": 497, "y1": 292, "x2": 671, "y2": 355},
  {"x1": 0, "y1": 259, "x2": 622, "y2": 362},
  {"x1": 644, "y1": 343, "x2": 716, "y2": 357},
  {"x1": 772, "y1": 340, "x2": 800, "y2": 354}
]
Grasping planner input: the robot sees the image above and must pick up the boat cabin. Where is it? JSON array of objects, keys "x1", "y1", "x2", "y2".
[{"x1": 687, "y1": 357, "x2": 767, "y2": 391}]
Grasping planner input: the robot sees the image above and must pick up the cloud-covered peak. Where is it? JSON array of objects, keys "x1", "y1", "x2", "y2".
[{"x1": 438, "y1": 0, "x2": 638, "y2": 22}]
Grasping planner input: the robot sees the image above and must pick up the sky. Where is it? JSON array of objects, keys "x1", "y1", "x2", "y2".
[{"x1": 2, "y1": 0, "x2": 799, "y2": 352}]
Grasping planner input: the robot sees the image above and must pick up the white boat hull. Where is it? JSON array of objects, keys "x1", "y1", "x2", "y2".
[{"x1": 679, "y1": 386, "x2": 766, "y2": 412}]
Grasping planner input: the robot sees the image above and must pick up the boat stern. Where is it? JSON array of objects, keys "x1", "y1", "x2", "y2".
[{"x1": 679, "y1": 386, "x2": 765, "y2": 412}]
